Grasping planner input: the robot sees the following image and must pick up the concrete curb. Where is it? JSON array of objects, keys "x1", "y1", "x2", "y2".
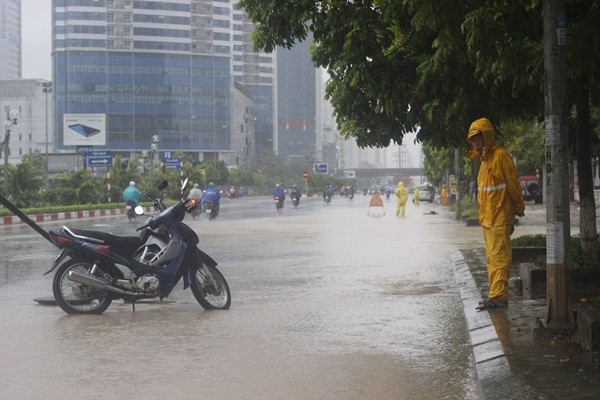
[
  {"x1": 0, "y1": 207, "x2": 155, "y2": 225},
  {"x1": 451, "y1": 250, "x2": 525, "y2": 400}
]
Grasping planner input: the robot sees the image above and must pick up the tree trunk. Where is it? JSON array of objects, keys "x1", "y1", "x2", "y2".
[{"x1": 575, "y1": 76, "x2": 599, "y2": 251}]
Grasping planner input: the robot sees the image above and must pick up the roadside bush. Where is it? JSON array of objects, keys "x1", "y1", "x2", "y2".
[
  {"x1": 511, "y1": 234, "x2": 600, "y2": 269},
  {"x1": 46, "y1": 187, "x2": 79, "y2": 206},
  {"x1": 456, "y1": 196, "x2": 478, "y2": 218},
  {"x1": 511, "y1": 234, "x2": 546, "y2": 247}
]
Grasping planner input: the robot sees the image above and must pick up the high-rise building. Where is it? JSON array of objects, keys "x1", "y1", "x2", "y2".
[
  {"x1": 52, "y1": 0, "x2": 275, "y2": 163},
  {"x1": 276, "y1": 35, "x2": 316, "y2": 162},
  {"x1": 0, "y1": 0, "x2": 21, "y2": 79},
  {"x1": 230, "y1": 4, "x2": 275, "y2": 157},
  {"x1": 0, "y1": 79, "x2": 53, "y2": 164}
]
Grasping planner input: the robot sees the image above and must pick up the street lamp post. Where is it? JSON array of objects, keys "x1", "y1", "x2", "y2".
[
  {"x1": 1, "y1": 109, "x2": 20, "y2": 193},
  {"x1": 42, "y1": 82, "x2": 53, "y2": 175},
  {"x1": 150, "y1": 135, "x2": 159, "y2": 187}
]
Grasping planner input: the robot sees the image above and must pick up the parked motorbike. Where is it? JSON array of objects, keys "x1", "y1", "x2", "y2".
[
  {"x1": 202, "y1": 201, "x2": 219, "y2": 220},
  {"x1": 44, "y1": 178, "x2": 231, "y2": 315},
  {"x1": 274, "y1": 195, "x2": 284, "y2": 210},
  {"x1": 125, "y1": 200, "x2": 137, "y2": 221}
]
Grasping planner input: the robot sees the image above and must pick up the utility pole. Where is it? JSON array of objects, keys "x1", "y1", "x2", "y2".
[
  {"x1": 455, "y1": 148, "x2": 461, "y2": 221},
  {"x1": 543, "y1": 0, "x2": 573, "y2": 329}
]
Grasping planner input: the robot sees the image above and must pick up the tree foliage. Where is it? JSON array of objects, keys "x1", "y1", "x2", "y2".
[
  {"x1": 237, "y1": 0, "x2": 548, "y2": 148},
  {"x1": 7, "y1": 153, "x2": 46, "y2": 208}
]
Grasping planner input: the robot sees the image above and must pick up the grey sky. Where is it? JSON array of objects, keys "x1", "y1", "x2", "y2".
[{"x1": 22, "y1": 0, "x2": 52, "y2": 80}]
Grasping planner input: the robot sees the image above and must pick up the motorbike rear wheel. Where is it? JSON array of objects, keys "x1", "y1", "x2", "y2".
[
  {"x1": 52, "y1": 259, "x2": 113, "y2": 314},
  {"x1": 191, "y1": 263, "x2": 231, "y2": 310}
]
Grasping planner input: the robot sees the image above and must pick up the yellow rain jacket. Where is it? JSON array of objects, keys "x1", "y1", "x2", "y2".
[
  {"x1": 395, "y1": 182, "x2": 407, "y2": 204},
  {"x1": 467, "y1": 118, "x2": 524, "y2": 228}
]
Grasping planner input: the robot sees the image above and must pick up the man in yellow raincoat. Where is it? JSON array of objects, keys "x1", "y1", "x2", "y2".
[
  {"x1": 468, "y1": 118, "x2": 524, "y2": 310},
  {"x1": 395, "y1": 182, "x2": 408, "y2": 217},
  {"x1": 413, "y1": 186, "x2": 420, "y2": 206}
]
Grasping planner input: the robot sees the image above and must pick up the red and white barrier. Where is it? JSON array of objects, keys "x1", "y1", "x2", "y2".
[{"x1": 0, "y1": 207, "x2": 155, "y2": 225}]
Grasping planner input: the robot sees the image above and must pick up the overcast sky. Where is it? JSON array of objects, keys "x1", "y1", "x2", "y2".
[{"x1": 22, "y1": 0, "x2": 52, "y2": 80}]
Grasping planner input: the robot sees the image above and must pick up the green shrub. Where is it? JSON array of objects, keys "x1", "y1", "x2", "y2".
[
  {"x1": 511, "y1": 234, "x2": 600, "y2": 269},
  {"x1": 457, "y1": 196, "x2": 478, "y2": 218},
  {"x1": 511, "y1": 234, "x2": 546, "y2": 247}
]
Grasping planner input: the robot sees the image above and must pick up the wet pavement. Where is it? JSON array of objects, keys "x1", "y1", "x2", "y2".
[
  {"x1": 452, "y1": 202, "x2": 600, "y2": 399},
  {"x1": 0, "y1": 195, "x2": 481, "y2": 400},
  {"x1": 2, "y1": 196, "x2": 599, "y2": 399}
]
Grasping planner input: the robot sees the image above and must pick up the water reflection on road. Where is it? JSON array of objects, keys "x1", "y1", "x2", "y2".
[{"x1": 0, "y1": 196, "x2": 482, "y2": 400}]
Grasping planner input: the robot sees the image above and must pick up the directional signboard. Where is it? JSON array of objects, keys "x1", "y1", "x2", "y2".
[
  {"x1": 164, "y1": 157, "x2": 182, "y2": 169},
  {"x1": 314, "y1": 163, "x2": 328, "y2": 174},
  {"x1": 85, "y1": 150, "x2": 113, "y2": 168}
]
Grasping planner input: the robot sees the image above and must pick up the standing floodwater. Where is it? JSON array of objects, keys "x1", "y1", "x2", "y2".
[{"x1": 0, "y1": 195, "x2": 483, "y2": 400}]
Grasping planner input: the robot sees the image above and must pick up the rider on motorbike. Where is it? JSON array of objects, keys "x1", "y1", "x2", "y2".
[
  {"x1": 187, "y1": 183, "x2": 203, "y2": 215},
  {"x1": 323, "y1": 185, "x2": 335, "y2": 202},
  {"x1": 384, "y1": 186, "x2": 392, "y2": 199},
  {"x1": 123, "y1": 181, "x2": 142, "y2": 206},
  {"x1": 290, "y1": 185, "x2": 301, "y2": 204},
  {"x1": 272, "y1": 183, "x2": 286, "y2": 202},
  {"x1": 201, "y1": 182, "x2": 221, "y2": 212},
  {"x1": 188, "y1": 183, "x2": 203, "y2": 202}
]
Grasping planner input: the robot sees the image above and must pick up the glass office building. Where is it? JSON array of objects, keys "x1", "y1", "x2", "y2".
[
  {"x1": 0, "y1": 0, "x2": 21, "y2": 80},
  {"x1": 276, "y1": 36, "x2": 316, "y2": 161},
  {"x1": 52, "y1": 0, "x2": 242, "y2": 158}
]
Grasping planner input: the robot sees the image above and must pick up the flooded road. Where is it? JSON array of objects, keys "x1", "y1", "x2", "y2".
[{"x1": 0, "y1": 195, "x2": 484, "y2": 400}]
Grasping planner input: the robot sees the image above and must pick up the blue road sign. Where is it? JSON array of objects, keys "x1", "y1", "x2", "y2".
[
  {"x1": 84, "y1": 150, "x2": 113, "y2": 168},
  {"x1": 87, "y1": 156, "x2": 113, "y2": 167},
  {"x1": 314, "y1": 163, "x2": 328, "y2": 174},
  {"x1": 164, "y1": 157, "x2": 182, "y2": 169},
  {"x1": 91, "y1": 150, "x2": 112, "y2": 157}
]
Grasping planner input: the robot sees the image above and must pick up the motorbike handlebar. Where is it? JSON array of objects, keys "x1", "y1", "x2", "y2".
[{"x1": 136, "y1": 223, "x2": 150, "y2": 232}]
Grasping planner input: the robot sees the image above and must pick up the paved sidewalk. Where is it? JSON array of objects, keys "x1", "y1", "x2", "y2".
[{"x1": 453, "y1": 247, "x2": 600, "y2": 400}]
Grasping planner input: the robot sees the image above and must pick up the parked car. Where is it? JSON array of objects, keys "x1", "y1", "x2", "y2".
[
  {"x1": 413, "y1": 184, "x2": 435, "y2": 202},
  {"x1": 519, "y1": 175, "x2": 543, "y2": 204}
]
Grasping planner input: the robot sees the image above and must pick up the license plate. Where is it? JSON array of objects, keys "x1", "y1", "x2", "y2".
[{"x1": 126, "y1": 205, "x2": 132, "y2": 210}]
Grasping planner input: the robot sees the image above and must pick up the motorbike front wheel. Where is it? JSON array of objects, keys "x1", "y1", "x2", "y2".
[
  {"x1": 191, "y1": 263, "x2": 231, "y2": 310},
  {"x1": 52, "y1": 259, "x2": 113, "y2": 314}
]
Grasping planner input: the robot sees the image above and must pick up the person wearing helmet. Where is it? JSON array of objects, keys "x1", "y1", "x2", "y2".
[
  {"x1": 122, "y1": 180, "x2": 142, "y2": 206},
  {"x1": 201, "y1": 182, "x2": 221, "y2": 212},
  {"x1": 468, "y1": 118, "x2": 524, "y2": 310},
  {"x1": 290, "y1": 184, "x2": 301, "y2": 206},
  {"x1": 188, "y1": 183, "x2": 203, "y2": 202},
  {"x1": 272, "y1": 183, "x2": 286, "y2": 201},
  {"x1": 323, "y1": 185, "x2": 334, "y2": 202},
  {"x1": 394, "y1": 181, "x2": 408, "y2": 217}
]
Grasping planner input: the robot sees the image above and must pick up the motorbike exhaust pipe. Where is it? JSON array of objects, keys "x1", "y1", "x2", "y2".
[{"x1": 67, "y1": 271, "x2": 129, "y2": 296}]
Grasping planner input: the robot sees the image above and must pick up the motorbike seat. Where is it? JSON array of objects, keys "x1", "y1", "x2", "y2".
[{"x1": 60, "y1": 226, "x2": 142, "y2": 247}]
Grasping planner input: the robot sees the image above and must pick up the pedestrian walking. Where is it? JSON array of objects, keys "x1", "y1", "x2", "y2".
[
  {"x1": 413, "y1": 186, "x2": 420, "y2": 206},
  {"x1": 467, "y1": 118, "x2": 524, "y2": 310},
  {"x1": 441, "y1": 184, "x2": 448, "y2": 207},
  {"x1": 395, "y1": 181, "x2": 408, "y2": 217}
]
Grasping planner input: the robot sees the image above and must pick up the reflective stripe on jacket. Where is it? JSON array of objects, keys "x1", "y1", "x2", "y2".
[{"x1": 477, "y1": 146, "x2": 524, "y2": 228}]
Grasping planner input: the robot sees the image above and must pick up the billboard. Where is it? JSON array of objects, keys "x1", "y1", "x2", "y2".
[{"x1": 63, "y1": 114, "x2": 107, "y2": 146}]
